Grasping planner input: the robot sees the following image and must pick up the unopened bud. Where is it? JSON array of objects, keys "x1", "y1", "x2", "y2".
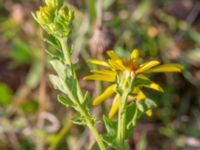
[
  {"x1": 36, "y1": 6, "x2": 54, "y2": 25},
  {"x1": 58, "y1": 6, "x2": 74, "y2": 22},
  {"x1": 45, "y1": 0, "x2": 63, "y2": 8}
]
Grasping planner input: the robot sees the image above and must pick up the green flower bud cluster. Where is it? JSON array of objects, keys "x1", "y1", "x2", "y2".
[{"x1": 33, "y1": 0, "x2": 74, "y2": 38}]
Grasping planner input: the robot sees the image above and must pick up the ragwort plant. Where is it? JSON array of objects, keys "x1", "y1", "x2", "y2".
[{"x1": 33, "y1": 0, "x2": 184, "y2": 149}]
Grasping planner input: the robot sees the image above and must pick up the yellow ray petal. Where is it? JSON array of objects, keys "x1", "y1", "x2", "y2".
[
  {"x1": 131, "y1": 49, "x2": 139, "y2": 60},
  {"x1": 91, "y1": 70, "x2": 117, "y2": 76},
  {"x1": 144, "y1": 64, "x2": 184, "y2": 73},
  {"x1": 83, "y1": 74, "x2": 115, "y2": 82},
  {"x1": 108, "y1": 94, "x2": 120, "y2": 119},
  {"x1": 144, "y1": 82, "x2": 164, "y2": 92},
  {"x1": 136, "y1": 60, "x2": 160, "y2": 74},
  {"x1": 93, "y1": 84, "x2": 116, "y2": 105},
  {"x1": 145, "y1": 109, "x2": 153, "y2": 116},
  {"x1": 138, "y1": 75, "x2": 164, "y2": 92},
  {"x1": 108, "y1": 59, "x2": 126, "y2": 71},
  {"x1": 107, "y1": 50, "x2": 120, "y2": 60},
  {"x1": 88, "y1": 59, "x2": 110, "y2": 67}
]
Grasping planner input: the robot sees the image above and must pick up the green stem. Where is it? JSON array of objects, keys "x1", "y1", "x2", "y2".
[
  {"x1": 68, "y1": 86, "x2": 106, "y2": 150},
  {"x1": 59, "y1": 38, "x2": 72, "y2": 65},
  {"x1": 116, "y1": 71, "x2": 134, "y2": 150},
  {"x1": 117, "y1": 90, "x2": 129, "y2": 150},
  {"x1": 84, "y1": 113, "x2": 106, "y2": 150},
  {"x1": 65, "y1": 87, "x2": 106, "y2": 150},
  {"x1": 59, "y1": 38, "x2": 84, "y2": 102},
  {"x1": 58, "y1": 38, "x2": 106, "y2": 150}
]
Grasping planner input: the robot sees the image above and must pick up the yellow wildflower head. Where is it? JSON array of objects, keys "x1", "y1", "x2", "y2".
[{"x1": 84, "y1": 49, "x2": 184, "y2": 118}]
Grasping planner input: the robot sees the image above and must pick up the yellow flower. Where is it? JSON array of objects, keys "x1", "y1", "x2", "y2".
[{"x1": 84, "y1": 49, "x2": 184, "y2": 118}]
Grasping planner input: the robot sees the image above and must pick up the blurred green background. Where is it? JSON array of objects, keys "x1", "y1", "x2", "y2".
[{"x1": 0, "y1": 0, "x2": 200, "y2": 150}]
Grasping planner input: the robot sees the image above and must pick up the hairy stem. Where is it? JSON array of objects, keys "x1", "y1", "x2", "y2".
[
  {"x1": 58, "y1": 38, "x2": 106, "y2": 150},
  {"x1": 117, "y1": 90, "x2": 129, "y2": 150},
  {"x1": 59, "y1": 38, "x2": 84, "y2": 102},
  {"x1": 116, "y1": 71, "x2": 134, "y2": 149}
]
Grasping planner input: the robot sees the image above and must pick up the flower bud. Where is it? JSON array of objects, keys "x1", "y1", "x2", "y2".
[
  {"x1": 45, "y1": 0, "x2": 63, "y2": 8},
  {"x1": 58, "y1": 6, "x2": 74, "y2": 23},
  {"x1": 36, "y1": 6, "x2": 54, "y2": 25}
]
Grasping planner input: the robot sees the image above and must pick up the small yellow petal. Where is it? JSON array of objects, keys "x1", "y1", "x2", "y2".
[
  {"x1": 83, "y1": 74, "x2": 115, "y2": 82},
  {"x1": 144, "y1": 82, "x2": 164, "y2": 92},
  {"x1": 136, "y1": 60, "x2": 160, "y2": 74},
  {"x1": 144, "y1": 64, "x2": 184, "y2": 73},
  {"x1": 93, "y1": 84, "x2": 116, "y2": 105},
  {"x1": 131, "y1": 49, "x2": 139, "y2": 60},
  {"x1": 107, "y1": 50, "x2": 121, "y2": 60},
  {"x1": 108, "y1": 94, "x2": 120, "y2": 119},
  {"x1": 88, "y1": 59, "x2": 110, "y2": 67},
  {"x1": 138, "y1": 75, "x2": 164, "y2": 92},
  {"x1": 145, "y1": 109, "x2": 153, "y2": 116}
]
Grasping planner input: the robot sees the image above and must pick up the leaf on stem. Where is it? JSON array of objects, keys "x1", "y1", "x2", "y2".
[
  {"x1": 50, "y1": 59, "x2": 67, "y2": 80},
  {"x1": 57, "y1": 95, "x2": 73, "y2": 108},
  {"x1": 71, "y1": 115, "x2": 86, "y2": 125},
  {"x1": 126, "y1": 102, "x2": 141, "y2": 138},
  {"x1": 44, "y1": 35, "x2": 61, "y2": 50},
  {"x1": 82, "y1": 91, "x2": 91, "y2": 107},
  {"x1": 102, "y1": 115, "x2": 118, "y2": 149},
  {"x1": 49, "y1": 74, "x2": 67, "y2": 94},
  {"x1": 136, "y1": 98, "x2": 157, "y2": 112}
]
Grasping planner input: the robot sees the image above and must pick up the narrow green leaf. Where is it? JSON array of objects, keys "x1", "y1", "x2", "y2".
[
  {"x1": 103, "y1": 115, "x2": 117, "y2": 137},
  {"x1": 65, "y1": 76, "x2": 78, "y2": 100},
  {"x1": 44, "y1": 35, "x2": 61, "y2": 50},
  {"x1": 49, "y1": 74, "x2": 67, "y2": 94},
  {"x1": 45, "y1": 48, "x2": 61, "y2": 60},
  {"x1": 82, "y1": 91, "x2": 91, "y2": 107},
  {"x1": 126, "y1": 102, "x2": 141, "y2": 138},
  {"x1": 50, "y1": 59, "x2": 67, "y2": 80},
  {"x1": 136, "y1": 98, "x2": 157, "y2": 112},
  {"x1": 71, "y1": 115, "x2": 86, "y2": 125},
  {"x1": 57, "y1": 95, "x2": 73, "y2": 107},
  {"x1": 102, "y1": 135, "x2": 118, "y2": 149}
]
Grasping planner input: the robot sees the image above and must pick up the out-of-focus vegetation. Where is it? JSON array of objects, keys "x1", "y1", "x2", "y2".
[{"x1": 0, "y1": 0, "x2": 200, "y2": 150}]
